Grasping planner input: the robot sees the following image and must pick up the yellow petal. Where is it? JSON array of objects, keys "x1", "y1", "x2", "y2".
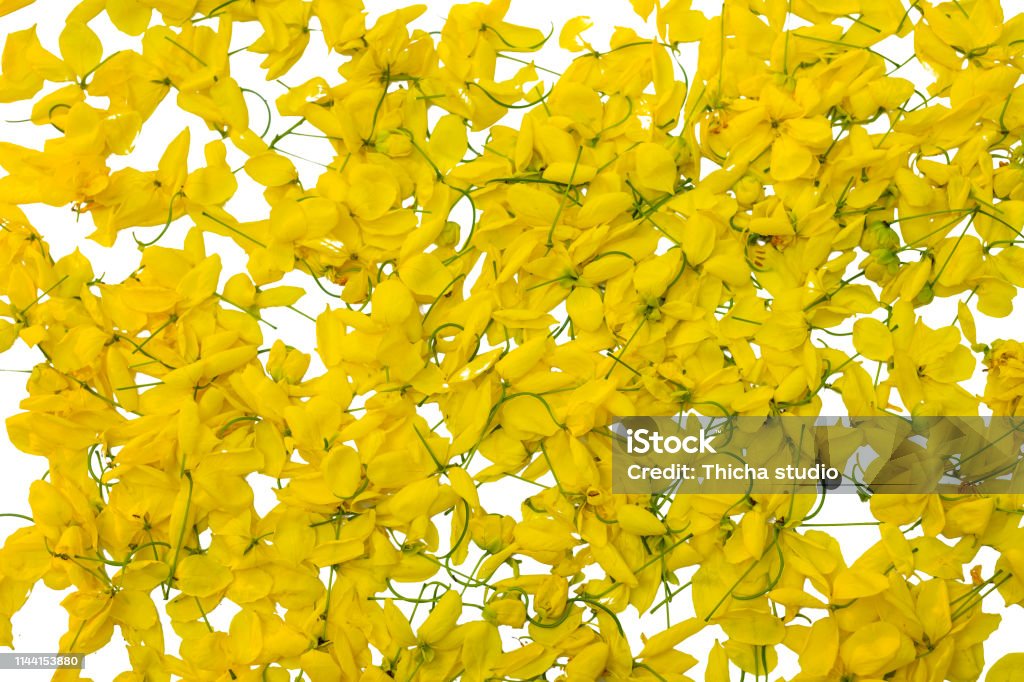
[
  {"x1": 838, "y1": 621, "x2": 903, "y2": 676},
  {"x1": 832, "y1": 567, "x2": 889, "y2": 601},
  {"x1": 322, "y1": 445, "x2": 362, "y2": 498},
  {"x1": 634, "y1": 142, "x2": 677, "y2": 193},
  {"x1": 244, "y1": 151, "x2": 297, "y2": 187},
  {"x1": 398, "y1": 252, "x2": 453, "y2": 299},
  {"x1": 418, "y1": 590, "x2": 461, "y2": 644},
  {"x1": 176, "y1": 555, "x2": 232, "y2": 597},
  {"x1": 559, "y1": 16, "x2": 593, "y2": 52},
  {"x1": 683, "y1": 214, "x2": 716, "y2": 264},
  {"x1": 106, "y1": 0, "x2": 152, "y2": 35},
  {"x1": 349, "y1": 164, "x2": 398, "y2": 220},
  {"x1": 987, "y1": 654, "x2": 1024, "y2": 682},
  {"x1": 566, "y1": 287, "x2": 604, "y2": 332},
  {"x1": 429, "y1": 114, "x2": 468, "y2": 172},
  {"x1": 769, "y1": 134, "x2": 813, "y2": 182},
  {"x1": 616, "y1": 505, "x2": 667, "y2": 536},
  {"x1": 576, "y1": 192, "x2": 632, "y2": 227},
  {"x1": 852, "y1": 318, "x2": 893, "y2": 361},
  {"x1": 228, "y1": 609, "x2": 263, "y2": 664},
  {"x1": 638, "y1": 618, "x2": 702, "y2": 658},
  {"x1": 798, "y1": 617, "x2": 838, "y2": 675},
  {"x1": 59, "y1": 21, "x2": 102, "y2": 77},
  {"x1": 309, "y1": 539, "x2": 364, "y2": 567},
  {"x1": 717, "y1": 610, "x2": 785, "y2": 645}
]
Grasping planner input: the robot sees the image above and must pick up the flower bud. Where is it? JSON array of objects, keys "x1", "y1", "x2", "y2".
[
  {"x1": 734, "y1": 174, "x2": 763, "y2": 206},
  {"x1": 913, "y1": 283, "x2": 934, "y2": 306},
  {"x1": 437, "y1": 221, "x2": 461, "y2": 248},
  {"x1": 470, "y1": 514, "x2": 515, "y2": 554},
  {"x1": 483, "y1": 597, "x2": 527, "y2": 627},
  {"x1": 534, "y1": 575, "x2": 569, "y2": 620},
  {"x1": 861, "y1": 221, "x2": 900, "y2": 251}
]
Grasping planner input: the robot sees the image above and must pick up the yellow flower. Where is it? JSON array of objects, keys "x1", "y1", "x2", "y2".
[{"x1": 0, "y1": 0, "x2": 1023, "y2": 679}]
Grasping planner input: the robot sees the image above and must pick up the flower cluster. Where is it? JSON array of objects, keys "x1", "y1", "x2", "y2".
[{"x1": 1, "y1": 0, "x2": 1024, "y2": 680}]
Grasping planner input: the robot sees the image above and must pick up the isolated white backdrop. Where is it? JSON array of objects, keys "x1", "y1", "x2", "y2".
[{"x1": 1, "y1": 0, "x2": 1022, "y2": 679}]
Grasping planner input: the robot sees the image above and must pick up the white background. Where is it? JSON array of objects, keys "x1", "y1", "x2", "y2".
[{"x1": 1, "y1": 0, "x2": 1022, "y2": 679}]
